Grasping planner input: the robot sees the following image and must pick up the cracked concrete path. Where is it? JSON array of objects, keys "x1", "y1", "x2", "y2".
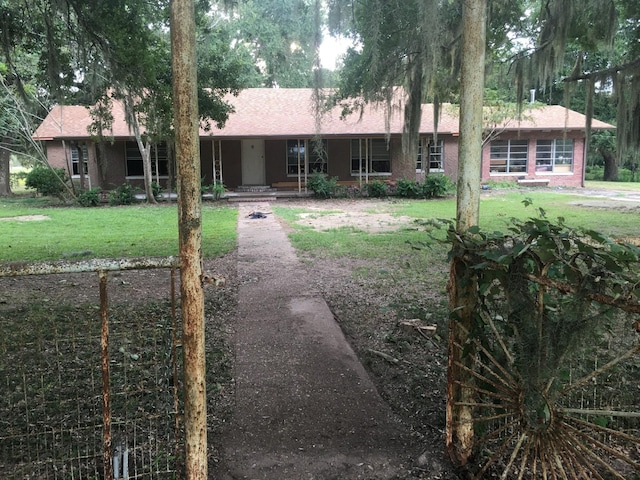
[{"x1": 214, "y1": 202, "x2": 415, "y2": 480}]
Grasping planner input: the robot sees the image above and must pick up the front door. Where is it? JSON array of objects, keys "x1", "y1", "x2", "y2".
[{"x1": 241, "y1": 139, "x2": 266, "y2": 185}]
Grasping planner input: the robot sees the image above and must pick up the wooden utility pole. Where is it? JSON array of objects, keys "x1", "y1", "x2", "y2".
[
  {"x1": 446, "y1": 0, "x2": 487, "y2": 467},
  {"x1": 170, "y1": 0, "x2": 207, "y2": 478}
]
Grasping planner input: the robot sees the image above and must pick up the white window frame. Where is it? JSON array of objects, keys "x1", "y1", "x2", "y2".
[
  {"x1": 417, "y1": 138, "x2": 444, "y2": 173},
  {"x1": 125, "y1": 141, "x2": 169, "y2": 179},
  {"x1": 417, "y1": 139, "x2": 425, "y2": 171},
  {"x1": 425, "y1": 139, "x2": 444, "y2": 172},
  {"x1": 286, "y1": 139, "x2": 328, "y2": 176},
  {"x1": 350, "y1": 138, "x2": 391, "y2": 176},
  {"x1": 489, "y1": 139, "x2": 528, "y2": 174},
  {"x1": 535, "y1": 139, "x2": 574, "y2": 173},
  {"x1": 70, "y1": 143, "x2": 88, "y2": 177}
]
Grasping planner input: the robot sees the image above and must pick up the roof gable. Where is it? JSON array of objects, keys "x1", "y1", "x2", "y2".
[{"x1": 33, "y1": 101, "x2": 132, "y2": 140}]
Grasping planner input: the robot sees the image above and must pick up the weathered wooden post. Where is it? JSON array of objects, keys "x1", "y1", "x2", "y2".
[
  {"x1": 99, "y1": 270, "x2": 113, "y2": 480},
  {"x1": 170, "y1": 0, "x2": 207, "y2": 478},
  {"x1": 446, "y1": 0, "x2": 487, "y2": 467}
]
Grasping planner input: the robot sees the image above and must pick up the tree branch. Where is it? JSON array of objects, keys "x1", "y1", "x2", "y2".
[
  {"x1": 563, "y1": 57, "x2": 640, "y2": 83},
  {"x1": 522, "y1": 272, "x2": 640, "y2": 314}
]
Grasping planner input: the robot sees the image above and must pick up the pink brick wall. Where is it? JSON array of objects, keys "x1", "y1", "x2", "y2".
[
  {"x1": 41, "y1": 131, "x2": 588, "y2": 191},
  {"x1": 481, "y1": 132, "x2": 585, "y2": 188}
]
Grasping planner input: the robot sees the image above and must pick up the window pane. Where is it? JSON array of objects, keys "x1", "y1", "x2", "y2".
[
  {"x1": 351, "y1": 139, "x2": 368, "y2": 173},
  {"x1": 490, "y1": 141, "x2": 509, "y2": 172},
  {"x1": 309, "y1": 139, "x2": 328, "y2": 174},
  {"x1": 536, "y1": 139, "x2": 573, "y2": 171},
  {"x1": 70, "y1": 144, "x2": 89, "y2": 175},
  {"x1": 429, "y1": 140, "x2": 443, "y2": 171},
  {"x1": 286, "y1": 139, "x2": 328, "y2": 175},
  {"x1": 287, "y1": 139, "x2": 304, "y2": 174},
  {"x1": 509, "y1": 140, "x2": 528, "y2": 173},
  {"x1": 370, "y1": 139, "x2": 390, "y2": 173},
  {"x1": 555, "y1": 139, "x2": 573, "y2": 165},
  {"x1": 491, "y1": 140, "x2": 528, "y2": 173},
  {"x1": 126, "y1": 141, "x2": 168, "y2": 177}
]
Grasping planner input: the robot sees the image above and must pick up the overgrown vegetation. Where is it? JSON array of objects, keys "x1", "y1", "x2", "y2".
[
  {"x1": 440, "y1": 203, "x2": 640, "y2": 478},
  {"x1": 24, "y1": 166, "x2": 69, "y2": 200},
  {"x1": 109, "y1": 183, "x2": 137, "y2": 205},
  {"x1": 77, "y1": 187, "x2": 102, "y2": 207},
  {"x1": 364, "y1": 179, "x2": 388, "y2": 198},
  {"x1": 395, "y1": 176, "x2": 455, "y2": 199},
  {"x1": 305, "y1": 172, "x2": 454, "y2": 200},
  {"x1": 306, "y1": 172, "x2": 340, "y2": 199},
  {"x1": 585, "y1": 164, "x2": 640, "y2": 182}
]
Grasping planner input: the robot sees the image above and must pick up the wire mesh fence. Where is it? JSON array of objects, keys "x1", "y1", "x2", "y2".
[
  {"x1": 446, "y1": 218, "x2": 640, "y2": 479},
  {"x1": 0, "y1": 259, "x2": 184, "y2": 479}
]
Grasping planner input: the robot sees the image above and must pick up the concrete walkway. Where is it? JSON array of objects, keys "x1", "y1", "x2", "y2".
[{"x1": 216, "y1": 202, "x2": 412, "y2": 480}]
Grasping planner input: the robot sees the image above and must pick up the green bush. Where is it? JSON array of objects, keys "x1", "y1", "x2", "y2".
[
  {"x1": 151, "y1": 182, "x2": 163, "y2": 201},
  {"x1": 395, "y1": 178, "x2": 421, "y2": 198},
  {"x1": 364, "y1": 179, "x2": 388, "y2": 198},
  {"x1": 109, "y1": 183, "x2": 136, "y2": 205},
  {"x1": 307, "y1": 171, "x2": 339, "y2": 199},
  {"x1": 77, "y1": 188, "x2": 102, "y2": 207},
  {"x1": 422, "y1": 174, "x2": 454, "y2": 198},
  {"x1": 24, "y1": 166, "x2": 68, "y2": 199},
  {"x1": 201, "y1": 181, "x2": 226, "y2": 200},
  {"x1": 211, "y1": 183, "x2": 226, "y2": 200},
  {"x1": 585, "y1": 165, "x2": 640, "y2": 182}
]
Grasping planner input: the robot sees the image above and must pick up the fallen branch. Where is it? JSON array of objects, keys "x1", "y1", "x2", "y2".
[{"x1": 367, "y1": 349, "x2": 399, "y2": 365}]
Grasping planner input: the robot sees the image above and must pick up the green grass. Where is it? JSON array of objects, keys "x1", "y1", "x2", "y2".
[
  {"x1": 584, "y1": 180, "x2": 640, "y2": 192},
  {"x1": 3, "y1": 189, "x2": 638, "y2": 263},
  {"x1": 0, "y1": 200, "x2": 237, "y2": 262},
  {"x1": 273, "y1": 191, "x2": 640, "y2": 261}
]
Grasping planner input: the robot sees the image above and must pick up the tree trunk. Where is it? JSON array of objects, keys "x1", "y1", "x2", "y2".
[
  {"x1": 0, "y1": 140, "x2": 13, "y2": 197},
  {"x1": 446, "y1": 0, "x2": 487, "y2": 468},
  {"x1": 397, "y1": 55, "x2": 424, "y2": 181},
  {"x1": 95, "y1": 142, "x2": 108, "y2": 187},
  {"x1": 136, "y1": 137, "x2": 157, "y2": 204},
  {"x1": 171, "y1": 0, "x2": 207, "y2": 478},
  {"x1": 600, "y1": 148, "x2": 618, "y2": 181}
]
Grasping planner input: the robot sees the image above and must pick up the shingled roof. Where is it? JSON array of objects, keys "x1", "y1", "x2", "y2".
[{"x1": 33, "y1": 88, "x2": 614, "y2": 141}]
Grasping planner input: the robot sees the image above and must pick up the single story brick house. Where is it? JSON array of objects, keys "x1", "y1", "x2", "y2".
[{"x1": 33, "y1": 88, "x2": 614, "y2": 191}]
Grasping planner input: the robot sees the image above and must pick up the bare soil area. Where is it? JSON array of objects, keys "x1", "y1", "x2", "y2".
[{"x1": 290, "y1": 198, "x2": 416, "y2": 232}]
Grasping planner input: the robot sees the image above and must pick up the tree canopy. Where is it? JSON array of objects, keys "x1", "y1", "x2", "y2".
[{"x1": 2, "y1": 0, "x2": 640, "y2": 197}]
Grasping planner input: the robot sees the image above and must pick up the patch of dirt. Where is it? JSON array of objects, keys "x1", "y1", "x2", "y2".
[
  {"x1": 289, "y1": 198, "x2": 416, "y2": 232},
  {"x1": 0, "y1": 214, "x2": 50, "y2": 222}
]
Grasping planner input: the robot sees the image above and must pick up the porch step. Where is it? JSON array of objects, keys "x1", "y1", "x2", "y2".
[
  {"x1": 224, "y1": 190, "x2": 312, "y2": 202},
  {"x1": 235, "y1": 185, "x2": 276, "y2": 193}
]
